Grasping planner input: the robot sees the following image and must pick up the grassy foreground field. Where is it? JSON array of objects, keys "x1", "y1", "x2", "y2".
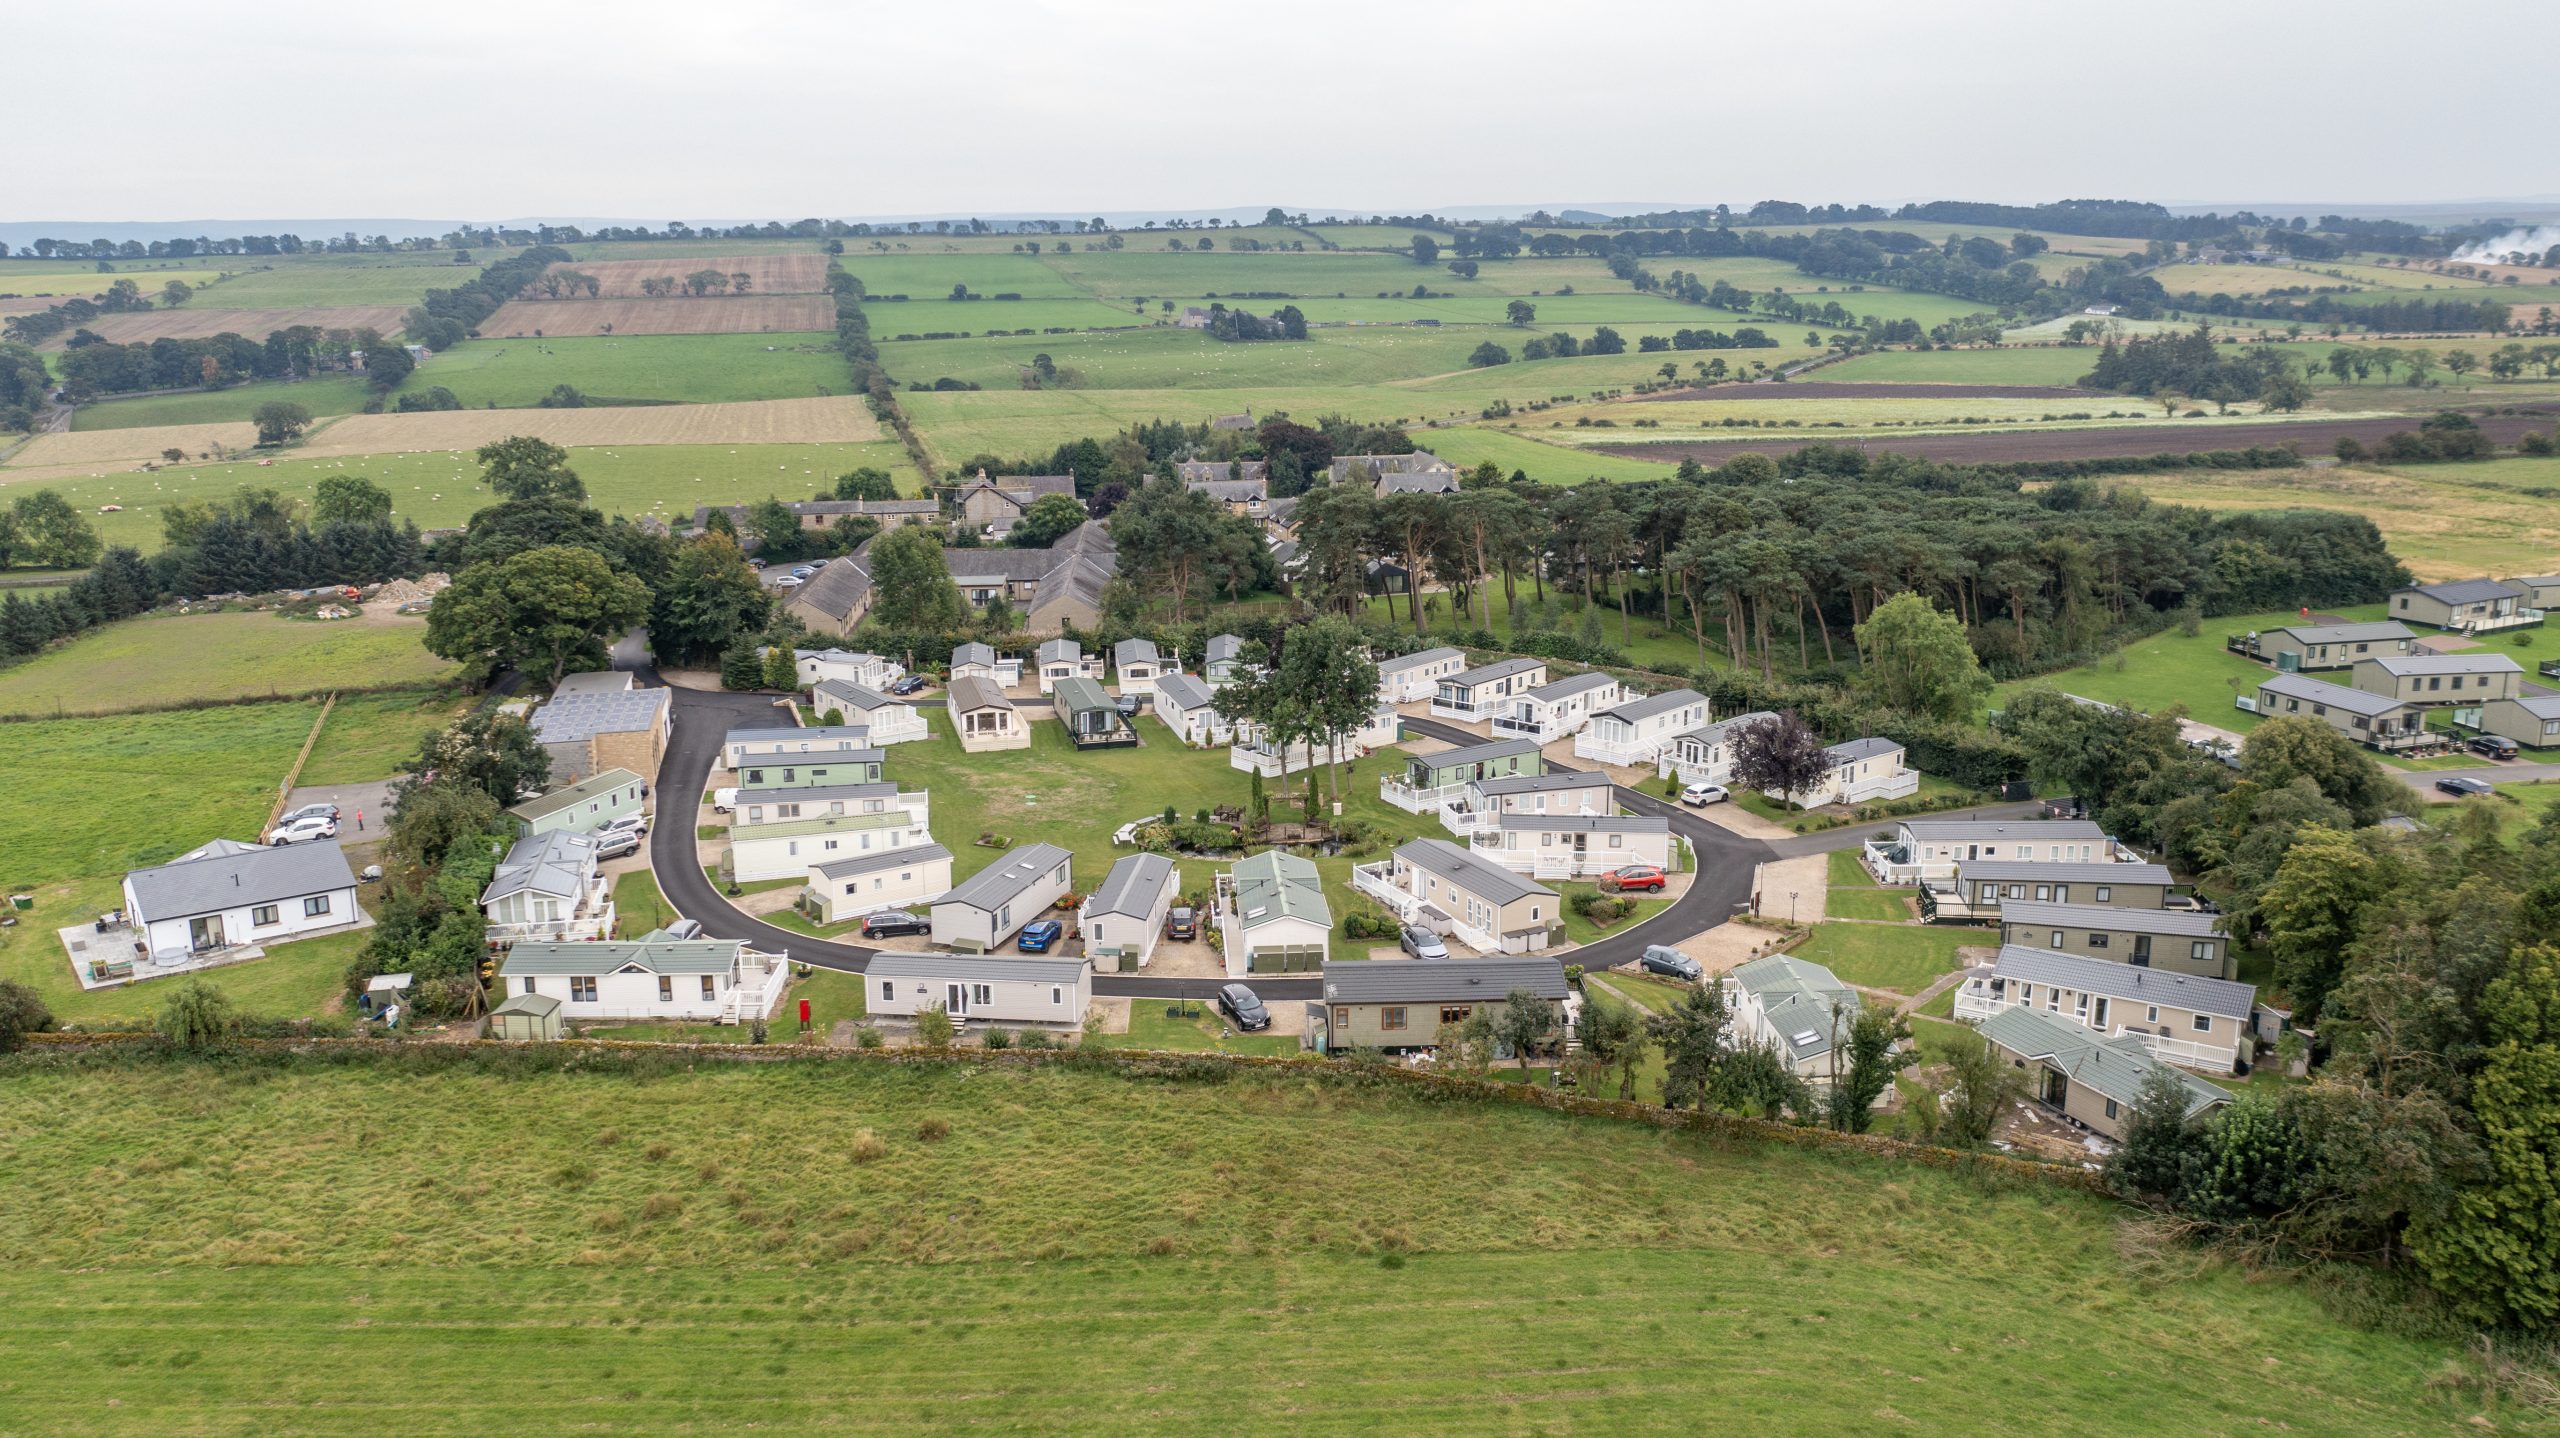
[
  {"x1": 0, "y1": 1048, "x2": 2497, "y2": 1437},
  {"x1": 0, "y1": 609, "x2": 455, "y2": 717}
]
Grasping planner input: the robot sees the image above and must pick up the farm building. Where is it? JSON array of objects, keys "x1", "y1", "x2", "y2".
[
  {"x1": 1217, "y1": 849, "x2": 1330, "y2": 978},
  {"x1": 867, "y1": 952, "x2": 1091, "y2": 1029},
  {"x1": 1079, "y1": 852, "x2": 1179, "y2": 972},
  {"x1": 930, "y1": 842, "x2": 1074, "y2": 952},
  {"x1": 507, "y1": 768, "x2": 646, "y2": 839},
  {"x1": 804, "y1": 843, "x2": 956, "y2": 925},
  {"x1": 528, "y1": 681, "x2": 670, "y2": 785}
]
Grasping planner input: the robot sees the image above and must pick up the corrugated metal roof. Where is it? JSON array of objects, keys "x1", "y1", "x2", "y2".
[
  {"x1": 530, "y1": 688, "x2": 669, "y2": 744},
  {"x1": 1321, "y1": 957, "x2": 1568, "y2": 1003}
]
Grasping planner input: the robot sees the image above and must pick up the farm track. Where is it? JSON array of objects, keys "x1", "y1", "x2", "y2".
[
  {"x1": 1604, "y1": 408, "x2": 2560, "y2": 466},
  {"x1": 482, "y1": 295, "x2": 834, "y2": 337}
]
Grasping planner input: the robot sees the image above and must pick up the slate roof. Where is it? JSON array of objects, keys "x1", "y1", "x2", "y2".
[
  {"x1": 508, "y1": 769, "x2": 644, "y2": 822},
  {"x1": 1598, "y1": 688, "x2": 1706, "y2": 725},
  {"x1": 1231, "y1": 849, "x2": 1328, "y2": 928},
  {"x1": 1086, "y1": 853, "x2": 1177, "y2": 922},
  {"x1": 501, "y1": 931, "x2": 745, "y2": 978},
  {"x1": 480, "y1": 830, "x2": 601, "y2": 905},
  {"x1": 529, "y1": 687, "x2": 669, "y2": 744},
  {"x1": 2402, "y1": 579, "x2": 2519, "y2": 605},
  {"x1": 1728, "y1": 954, "x2": 1860, "y2": 1061},
  {"x1": 868, "y1": 952, "x2": 1090, "y2": 984},
  {"x1": 946, "y1": 674, "x2": 1014, "y2": 713},
  {"x1": 1175, "y1": 459, "x2": 1269, "y2": 485},
  {"x1": 812, "y1": 842, "x2": 954, "y2": 882},
  {"x1": 1187, "y1": 478, "x2": 1269, "y2": 502},
  {"x1": 1378, "y1": 645, "x2": 1465, "y2": 677},
  {"x1": 2257, "y1": 672, "x2": 2407, "y2": 717},
  {"x1": 790, "y1": 553, "x2": 875, "y2": 623},
  {"x1": 1991, "y1": 945, "x2": 2256, "y2": 1020},
  {"x1": 1394, "y1": 838, "x2": 1556, "y2": 906},
  {"x1": 127, "y1": 838, "x2": 358, "y2": 921},
  {"x1": 1978, "y1": 1006, "x2": 2231, "y2": 1119},
  {"x1": 1321, "y1": 956, "x2": 1569, "y2": 1004},
  {"x1": 1998, "y1": 900, "x2": 2224, "y2": 937},
  {"x1": 936, "y1": 842, "x2": 1073, "y2": 912}
]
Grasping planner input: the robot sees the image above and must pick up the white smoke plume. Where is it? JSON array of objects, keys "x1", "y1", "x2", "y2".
[{"x1": 2451, "y1": 225, "x2": 2560, "y2": 265}]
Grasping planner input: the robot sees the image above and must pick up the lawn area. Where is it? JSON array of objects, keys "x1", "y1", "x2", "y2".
[
  {"x1": 1424, "y1": 425, "x2": 1686, "y2": 485},
  {"x1": 0, "y1": 1048, "x2": 2493, "y2": 1436},
  {"x1": 0, "y1": 610, "x2": 456, "y2": 717},
  {"x1": 0, "y1": 701, "x2": 348, "y2": 1022},
  {"x1": 295, "y1": 689, "x2": 469, "y2": 785},
  {"x1": 611, "y1": 866, "x2": 680, "y2": 935},
  {"x1": 583, "y1": 965, "x2": 868, "y2": 1044},
  {"x1": 1099, "y1": 998, "x2": 1296, "y2": 1056},
  {"x1": 1554, "y1": 881, "x2": 1672, "y2": 946},
  {"x1": 1786, "y1": 923, "x2": 1977, "y2": 996},
  {"x1": 1824, "y1": 847, "x2": 1915, "y2": 921},
  {"x1": 1995, "y1": 604, "x2": 2392, "y2": 731},
  {"x1": 70, "y1": 375, "x2": 376, "y2": 431}
]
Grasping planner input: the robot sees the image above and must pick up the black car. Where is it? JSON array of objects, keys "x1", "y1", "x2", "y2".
[
  {"x1": 2468, "y1": 734, "x2": 2520, "y2": 761},
  {"x1": 889, "y1": 675, "x2": 928, "y2": 696},
  {"x1": 2436, "y1": 775, "x2": 2496, "y2": 798},
  {"x1": 1166, "y1": 905, "x2": 1199, "y2": 940},
  {"x1": 1216, "y1": 982, "x2": 1270, "y2": 1032},
  {"x1": 860, "y1": 911, "x2": 929, "y2": 938}
]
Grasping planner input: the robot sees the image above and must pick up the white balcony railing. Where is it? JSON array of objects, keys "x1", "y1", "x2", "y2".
[
  {"x1": 1428, "y1": 694, "x2": 1487, "y2": 720},
  {"x1": 1572, "y1": 733, "x2": 1661, "y2": 768},
  {"x1": 1488, "y1": 712, "x2": 1560, "y2": 742},
  {"x1": 1954, "y1": 985, "x2": 2238, "y2": 1072},
  {"x1": 1351, "y1": 861, "x2": 1418, "y2": 920},
  {"x1": 1380, "y1": 777, "x2": 1464, "y2": 813}
]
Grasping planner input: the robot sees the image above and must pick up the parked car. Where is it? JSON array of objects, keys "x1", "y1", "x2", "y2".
[
  {"x1": 860, "y1": 911, "x2": 928, "y2": 938},
  {"x1": 661, "y1": 919, "x2": 704, "y2": 940},
  {"x1": 2437, "y1": 775, "x2": 2497, "y2": 798},
  {"x1": 597, "y1": 814, "x2": 648, "y2": 843},
  {"x1": 1216, "y1": 982, "x2": 1271, "y2": 1032},
  {"x1": 1115, "y1": 694, "x2": 1141, "y2": 718},
  {"x1": 1166, "y1": 905, "x2": 1199, "y2": 941},
  {"x1": 1016, "y1": 919, "x2": 1064, "y2": 953},
  {"x1": 1679, "y1": 783, "x2": 1728, "y2": 807},
  {"x1": 889, "y1": 674, "x2": 928, "y2": 696},
  {"x1": 280, "y1": 802, "x2": 340, "y2": 825},
  {"x1": 1399, "y1": 925, "x2": 1449, "y2": 960},
  {"x1": 1606, "y1": 865, "x2": 1668, "y2": 893},
  {"x1": 2468, "y1": 734, "x2": 2521, "y2": 760},
  {"x1": 770, "y1": 575, "x2": 802, "y2": 589},
  {"x1": 790, "y1": 565, "x2": 817, "y2": 579},
  {"x1": 265, "y1": 814, "x2": 339, "y2": 846},
  {"x1": 594, "y1": 828, "x2": 643, "y2": 860},
  {"x1": 1640, "y1": 945, "x2": 1702, "y2": 981}
]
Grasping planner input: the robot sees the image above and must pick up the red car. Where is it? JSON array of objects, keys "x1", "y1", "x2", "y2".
[{"x1": 1607, "y1": 865, "x2": 1668, "y2": 893}]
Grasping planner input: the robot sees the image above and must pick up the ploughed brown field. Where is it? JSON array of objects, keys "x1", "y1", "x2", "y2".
[
  {"x1": 1610, "y1": 407, "x2": 2560, "y2": 466},
  {"x1": 480, "y1": 295, "x2": 835, "y2": 337},
  {"x1": 30, "y1": 305, "x2": 409, "y2": 349},
  {"x1": 542, "y1": 253, "x2": 828, "y2": 298},
  {"x1": 1639, "y1": 381, "x2": 2105, "y2": 403}
]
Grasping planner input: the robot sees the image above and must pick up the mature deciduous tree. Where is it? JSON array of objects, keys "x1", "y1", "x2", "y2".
[{"x1": 425, "y1": 544, "x2": 651, "y2": 685}]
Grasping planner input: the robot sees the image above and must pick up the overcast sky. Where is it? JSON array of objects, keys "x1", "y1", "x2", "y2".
[{"x1": 17, "y1": 0, "x2": 2555, "y2": 225}]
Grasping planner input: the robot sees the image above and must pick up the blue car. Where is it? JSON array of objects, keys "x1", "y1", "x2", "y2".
[{"x1": 1016, "y1": 919, "x2": 1064, "y2": 953}]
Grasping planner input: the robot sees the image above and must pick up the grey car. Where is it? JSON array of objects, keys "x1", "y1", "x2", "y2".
[
  {"x1": 1640, "y1": 945, "x2": 1703, "y2": 982},
  {"x1": 1399, "y1": 925, "x2": 1449, "y2": 960}
]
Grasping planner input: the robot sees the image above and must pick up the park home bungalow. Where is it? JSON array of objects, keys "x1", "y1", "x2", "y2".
[
  {"x1": 808, "y1": 679, "x2": 927, "y2": 744},
  {"x1": 1053, "y1": 675, "x2": 1136, "y2": 748},
  {"x1": 1473, "y1": 812, "x2": 1674, "y2": 879},
  {"x1": 947, "y1": 675, "x2": 1029, "y2": 752},
  {"x1": 732, "y1": 781, "x2": 927, "y2": 827},
  {"x1": 507, "y1": 768, "x2": 647, "y2": 839},
  {"x1": 1863, "y1": 818, "x2": 2117, "y2": 886},
  {"x1": 1227, "y1": 705, "x2": 1399, "y2": 778},
  {"x1": 724, "y1": 726, "x2": 881, "y2": 773},
  {"x1": 930, "y1": 842, "x2": 1074, "y2": 952},
  {"x1": 949, "y1": 641, "x2": 1022, "y2": 688},
  {"x1": 1112, "y1": 637, "x2": 1166, "y2": 697},
  {"x1": 1440, "y1": 768, "x2": 1616, "y2": 836},
  {"x1": 729, "y1": 805, "x2": 934, "y2": 883},
  {"x1": 2474, "y1": 691, "x2": 2560, "y2": 750},
  {"x1": 793, "y1": 648, "x2": 902, "y2": 690},
  {"x1": 2225, "y1": 621, "x2": 2414, "y2": 673},
  {"x1": 120, "y1": 838, "x2": 362, "y2": 965},
  {"x1": 2508, "y1": 575, "x2": 2560, "y2": 610},
  {"x1": 2391, "y1": 578, "x2": 2540, "y2": 633},
  {"x1": 1767, "y1": 737, "x2": 1918, "y2": 809},
  {"x1": 1079, "y1": 852, "x2": 1178, "y2": 972},
  {"x1": 1430, "y1": 657, "x2": 1547, "y2": 721},
  {"x1": 804, "y1": 843, "x2": 956, "y2": 925},
  {"x1": 479, "y1": 830, "x2": 613, "y2": 945},
  {"x1": 500, "y1": 930, "x2": 786, "y2": 1025},
  {"x1": 2350, "y1": 653, "x2": 2523, "y2": 707},
  {"x1": 1375, "y1": 645, "x2": 1467, "y2": 702},
  {"x1": 1218, "y1": 849, "x2": 1330, "y2": 978},
  {"x1": 1576, "y1": 688, "x2": 1710, "y2": 768},
  {"x1": 1951, "y1": 859, "x2": 2174, "y2": 917},
  {"x1": 2253, "y1": 673, "x2": 2429, "y2": 751},
  {"x1": 1724, "y1": 954, "x2": 1861, "y2": 1084},
  {"x1": 1977, "y1": 1005, "x2": 2231, "y2": 1142},
  {"x1": 1955, "y1": 945, "x2": 2256, "y2": 1073},
  {"x1": 1381, "y1": 736, "x2": 1544, "y2": 813},
  {"x1": 867, "y1": 952, "x2": 1092, "y2": 1030},
  {"x1": 1204, "y1": 634, "x2": 1255, "y2": 684},
  {"x1": 1308, "y1": 956, "x2": 1573, "y2": 1054},
  {"x1": 1488, "y1": 671, "x2": 1623, "y2": 743},
  {"x1": 1034, "y1": 638, "x2": 1102, "y2": 694},
  {"x1": 1999, "y1": 900, "x2": 2233, "y2": 980},
  {"x1": 1151, "y1": 671, "x2": 1233, "y2": 747},
  {"x1": 1657, "y1": 710, "x2": 1777, "y2": 787},
  {"x1": 1353, "y1": 838, "x2": 1559, "y2": 954}
]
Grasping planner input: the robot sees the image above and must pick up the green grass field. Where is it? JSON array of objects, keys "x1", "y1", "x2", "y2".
[
  {"x1": 30, "y1": 441, "x2": 920, "y2": 553},
  {"x1": 1823, "y1": 850, "x2": 1915, "y2": 922},
  {"x1": 1787, "y1": 923, "x2": 1976, "y2": 995},
  {"x1": 0, "y1": 1047, "x2": 2497, "y2": 1435},
  {"x1": 295, "y1": 689, "x2": 471, "y2": 785},
  {"x1": 0, "y1": 610, "x2": 455, "y2": 716},
  {"x1": 0, "y1": 263, "x2": 227, "y2": 297},
  {"x1": 2119, "y1": 455, "x2": 2560, "y2": 582},
  {"x1": 188, "y1": 264, "x2": 464, "y2": 309},
  {"x1": 1993, "y1": 605, "x2": 2392, "y2": 732}
]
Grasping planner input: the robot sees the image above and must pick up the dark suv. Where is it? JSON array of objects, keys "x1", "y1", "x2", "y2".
[
  {"x1": 1166, "y1": 906, "x2": 1199, "y2": 941},
  {"x1": 860, "y1": 911, "x2": 928, "y2": 938},
  {"x1": 1216, "y1": 983, "x2": 1271, "y2": 1032}
]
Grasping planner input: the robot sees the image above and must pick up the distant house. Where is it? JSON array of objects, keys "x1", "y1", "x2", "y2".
[
  {"x1": 1430, "y1": 657, "x2": 1547, "y2": 721},
  {"x1": 1309, "y1": 956, "x2": 1572, "y2": 1054},
  {"x1": 953, "y1": 471, "x2": 1076, "y2": 528},
  {"x1": 1382, "y1": 735, "x2": 1545, "y2": 813},
  {"x1": 507, "y1": 768, "x2": 646, "y2": 839},
  {"x1": 2253, "y1": 673, "x2": 2429, "y2": 752},
  {"x1": 867, "y1": 952, "x2": 1091, "y2": 1028},
  {"x1": 1034, "y1": 638, "x2": 1100, "y2": 694},
  {"x1": 1977, "y1": 1005, "x2": 2231, "y2": 1142},
  {"x1": 1956, "y1": 945, "x2": 2257, "y2": 1073},
  {"x1": 1472, "y1": 812, "x2": 1674, "y2": 879},
  {"x1": 1053, "y1": 674, "x2": 1135, "y2": 748},
  {"x1": 2226, "y1": 621, "x2": 2413, "y2": 673},
  {"x1": 1152, "y1": 671, "x2": 1232, "y2": 747},
  {"x1": 1330, "y1": 451, "x2": 1456, "y2": 495},
  {"x1": 1204, "y1": 634, "x2": 1255, "y2": 685},
  {"x1": 1575, "y1": 688, "x2": 1710, "y2": 768},
  {"x1": 728, "y1": 802, "x2": 933, "y2": 884},
  {"x1": 2081, "y1": 303, "x2": 2120, "y2": 317},
  {"x1": 1656, "y1": 710, "x2": 1777, "y2": 788},
  {"x1": 1182, "y1": 474, "x2": 1268, "y2": 515},
  {"x1": 1112, "y1": 637, "x2": 1166, "y2": 696},
  {"x1": 950, "y1": 641, "x2": 1022, "y2": 688},
  {"x1": 807, "y1": 679, "x2": 927, "y2": 745},
  {"x1": 804, "y1": 843, "x2": 955, "y2": 926},
  {"x1": 1176, "y1": 306, "x2": 1212, "y2": 330},
  {"x1": 807, "y1": 522, "x2": 1117, "y2": 635},
  {"x1": 1208, "y1": 408, "x2": 1254, "y2": 431},
  {"x1": 2348, "y1": 653, "x2": 2523, "y2": 707},
  {"x1": 1375, "y1": 645, "x2": 1467, "y2": 703},
  {"x1": 1218, "y1": 849, "x2": 1330, "y2": 978},
  {"x1": 1953, "y1": 859, "x2": 2174, "y2": 916},
  {"x1": 122, "y1": 838, "x2": 361, "y2": 962},
  {"x1": 2390, "y1": 578, "x2": 2540, "y2": 633},
  {"x1": 1768, "y1": 737, "x2": 1917, "y2": 809},
  {"x1": 1441, "y1": 768, "x2": 1616, "y2": 836},
  {"x1": 930, "y1": 842, "x2": 1073, "y2": 952},
  {"x1": 1352, "y1": 838, "x2": 1559, "y2": 954},
  {"x1": 2504, "y1": 575, "x2": 2560, "y2": 610},
  {"x1": 784, "y1": 554, "x2": 878, "y2": 638},
  {"x1": 1999, "y1": 900, "x2": 2234, "y2": 980},
  {"x1": 794, "y1": 648, "x2": 904, "y2": 690},
  {"x1": 947, "y1": 675, "x2": 1028, "y2": 752},
  {"x1": 1176, "y1": 459, "x2": 1269, "y2": 486},
  {"x1": 723, "y1": 725, "x2": 883, "y2": 774},
  {"x1": 1228, "y1": 705, "x2": 1399, "y2": 778},
  {"x1": 697, "y1": 498, "x2": 939, "y2": 540},
  {"x1": 1725, "y1": 954, "x2": 1861, "y2": 1083},
  {"x1": 480, "y1": 830, "x2": 614, "y2": 945},
  {"x1": 1080, "y1": 852, "x2": 1179, "y2": 972},
  {"x1": 500, "y1": 930, "x2": 787, "y2": 1025},
  {"x1": 1862, "y1": 818, "x2": 2116, "y2": 887},
  {"x1": 1487, "y1": 671, "x2": 1622, "y2": 744},
  {"x1": 528, "y1": 682, "x2": 671, "y2": 785}
]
